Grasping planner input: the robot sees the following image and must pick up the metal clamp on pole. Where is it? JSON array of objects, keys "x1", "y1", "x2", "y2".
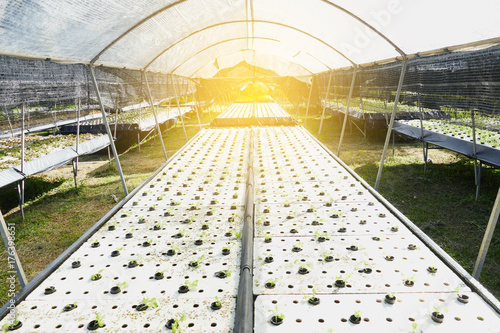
[{"x1": 234, "y1": 128, "x2": 255, "y2": 333}]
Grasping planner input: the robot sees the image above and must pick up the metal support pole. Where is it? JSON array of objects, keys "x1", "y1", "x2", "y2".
[
  {"x1": 4, "y1": 106, "x2": 14, "y2": 137},
  {"x1": 143, "y1": 71, "x2": 168, "y2": 161},
  {"x1": 471, "y1": 108, "x2": 480, "y2": 200},
  {"x1": 138, "y1": 105, "x2": 142, "y2": 152},
  {"x1": 193, "y1": 92, "x2": 202, "y2": 130},
  {"x1": 19, "y1": 103, "x2": 25, "y2": 220},
  {"x1": 0, "y1": 209, "x2": 27, "y2": 287},
  {"x1": 73, "y1": 98, "x2": 81, "y2": 189},
  {"x1": 317, "y1": 71, "x2": 332, "y2": 139},
  {"x1": 172, "y1": 76, "x2": 188, "y2": 142},
  {"x1": 89, "y1": 66, "x2": 128, "y2": 196},
  {"x1": 337, "y1": 66, "x2": 358, "y2": 156},
  {"x1": 418, "y1": 93, "x2": 428, "y2": 175},
  {"x1": 304, "y1": 77, "x2": 314, "y2": 126},
  {"x1": 375, "y1": 57, "x2": 408, "y2": 191},
  {"x1": 473, "y1": 185, "x2": 500, "y2": 279},
  {"x1": 423, "y1": 142, "x2": 429, "y2": 175}
]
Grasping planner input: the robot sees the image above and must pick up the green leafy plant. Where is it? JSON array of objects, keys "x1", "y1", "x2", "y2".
[
  {"x1": 116, "y1": 281, "x2": 129, "y2": 290},
  {"x1": 142, "y1": 297, "x2": 158, "y2": 309},
  {"x1": 189, "y1": 255, "x2": 204, "y2": 268},
  {"x1": 185, "y1": 280, "x2": 198, "y2": 289},
  {"x1": 95, "y1": 313, "x2": 105, "y2": 328},
  {"x1": 314, "y1": 230, "x2": 330, "y2": 239},
  {"x1": 353, "y1": 310, "x2": 362, "y2": 320},
  {"x1": 268, "y1": 306, "x2": 285, "y2": 320},
  {"x1": 230, "y1": 229, "x2": 241, "y2": 238},
  {"x1": 321, "y1": 251, "x2": 333, "y2": 259},
  {"x1": 91, "y1": 269, "x2": 104, "y2": 281}
]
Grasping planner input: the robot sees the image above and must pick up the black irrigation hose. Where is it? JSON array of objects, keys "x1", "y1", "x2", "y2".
[
  {"x1": 234, "y1": 128, "x2": 255, "y2": 333},
  {"x1": 0, "y1": 130, "x2": 204, "y2": 321}
]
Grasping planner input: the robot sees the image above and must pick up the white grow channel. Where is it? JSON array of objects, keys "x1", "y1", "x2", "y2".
[{"x1": 1, "y1": 123, "x2": 500, "y2": 332}]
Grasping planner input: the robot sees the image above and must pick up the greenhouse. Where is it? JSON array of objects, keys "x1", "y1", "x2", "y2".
[{"x1": 0, "y1": 1, "x2": 500, "y2": 332}]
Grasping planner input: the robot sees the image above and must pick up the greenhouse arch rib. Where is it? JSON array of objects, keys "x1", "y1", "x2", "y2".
[
  {"x1": 171, "y1": 43, "x2": 315, "y2": 77},
  {"x1": 87, "y1": 1, "x2": 409, "y2": 74},
  {"x1": 143, "y1": 20, "x2": 356, "y2": 72},
  {"x1": 89, "y1": 0, "x2": 188, "y2": 65}
]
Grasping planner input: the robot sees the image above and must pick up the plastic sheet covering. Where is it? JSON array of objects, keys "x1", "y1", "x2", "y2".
[{"x1": 0, "y1": 0, "x2": 499, "y2": 77}]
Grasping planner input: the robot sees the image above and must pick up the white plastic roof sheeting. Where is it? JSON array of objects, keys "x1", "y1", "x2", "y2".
[{"x1": 0, "y1": 0, "x2": 499, "y2": 78}]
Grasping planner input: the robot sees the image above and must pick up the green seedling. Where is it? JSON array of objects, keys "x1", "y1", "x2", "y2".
[
  {"x1": 117, "y1": 281, "x2": 129, "y2": 289},
  {"x1": 95, "y1": 313, "x2": 105, "y2": 328},
  {"x1": 230, "y1": 229, "x2": 241, "y2": 238},
  {"x1": 214, "y1": 296, "x2": 222, "y2": 307},
  {"x1": 229, "y1": 214, "x2": 239, "y2": 223},
  {"x1": 432, "y1": 306, "x2": 448, "y2": 316},
  {"x1": 268, "y1": 306, "x2": 285, "y2": 320},
  {"x1": 353, "y1": 310, "x2": 362, "y2": 319},
  {"x1": 189, "y1": 255, "x2": 205, "y2": 267},
  {"x1": 292, "y1": 242, "x2": 304, "y2": 250},
  {"x1": 321, "y1": 251, "x2": 333, "y2": 259},
  {"x1": 91, "y1": 269, "x2": 104, "y2": 281},
  {"x1": 303, "y1": 288, "x2": 318, "y2": 301},
  {"x1": 141, "y1": 297, "x2": 158, "y2": 309},
  {"x1": 314, "y1": 230, "x2": 330, "y2": 239},
  {"x1": 185, "y1": 280, "x2": 198, "y2": 289}
]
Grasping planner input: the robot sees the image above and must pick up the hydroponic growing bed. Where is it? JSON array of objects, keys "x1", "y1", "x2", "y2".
[
  {"x1": 1, "y1": 126, "x2": 499, "y2": 332},
  {"x1": 322, "y1": 99, "x2": 447, "y2": 131},
  {"x1": 60, "y1": 106, "x2": 192, "y2": 136},
  {"x1": 393, "y1": 120, "x2": 500, "y2": 167},
  {"x1": 0, "y1": 134, "x2": 110, "y2": 189},
  {"x1": 212, "y1": 103, "x2": 296, "y2": 127}
]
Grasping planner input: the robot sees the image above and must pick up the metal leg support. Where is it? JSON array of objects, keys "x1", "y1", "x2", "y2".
[{"x1": 0, "y1": 209, "x2": 27, "y2": 287}]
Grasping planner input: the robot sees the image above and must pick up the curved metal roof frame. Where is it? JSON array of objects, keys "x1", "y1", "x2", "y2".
[
  {"x1": 89, "y1": 1, "x2": 402, "y2": 75},
  {"x1": 2, "y1": 1, "x2": 499, "y2": 78},
  {"x1": 168, "y1": 37, "x2": 314, "y2": 75},
  {"x1": 143, "y1": 20, "x2": 355, "y2": 71}
]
